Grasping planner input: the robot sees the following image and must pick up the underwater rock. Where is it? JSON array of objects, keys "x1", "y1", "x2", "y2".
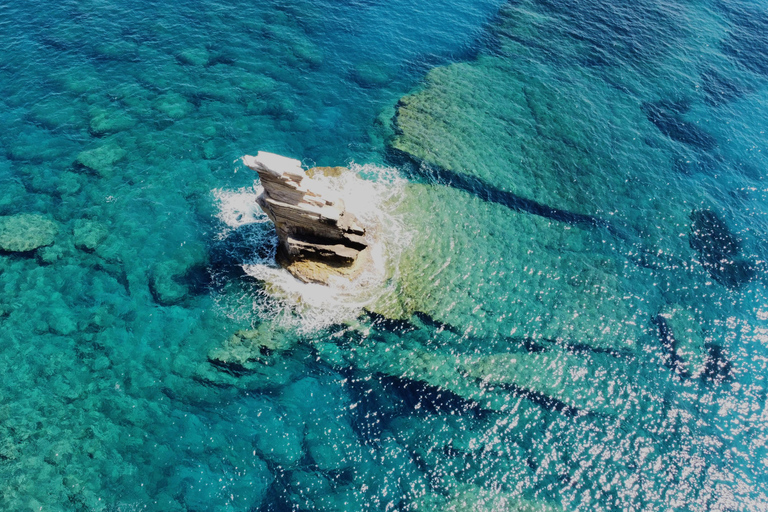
[
  {"x1": 175, "y1": 48, "x2": 211, "y2": 66},
  {"x1": 702, "y1": 343, "x2": 734, "y2": 383},
  {"x1": 278, "y1": 376, "x2": 363, "y2": 472},
  {"x1": 36, "y1": 244, "x2": 66, "y2": 264},
  {"x1": 251, "y1": 405, "x2": 305, "y2": 467},
  {"x1": 286, "y1": 471, "x2": 334, "y2": 509},
  {"x1": 149, "y1": 261, "x2": 189, "y2": 305},
  {"x1": 370, "y1": 183, "x2": 647, "y2": 353},
  {"x1": 720, "y1": 2, "x2": 768, "y2": 77},
  {"x1": 243, "y1": 152, "x2": 370, "y2": 284},
  {"x1": 690, "y1": 209, "x2": 755, "y2": 288},
  {"x1": 207, "y1": 323, "x2": 297, "y2": 375},
  {"x1": 305, "y1": 415, "x2": 362, "y2": 471},
  {"x1": 56, "y1": 171, "x2": 83, "y2": 196},
  {"x1": 350, "y1": 62, "x2": 393, "y2": 88},
  {"x1": 175, "y1": 458, "x2": 272, "y2": 511},
  {"x1": 700, "y1": 68, "x2": 747, "y2": 106},
  {"x1": 335, "y1": 331, "x2": 641, "y2": 416},
  {"x1": 88, "y1": 109, "x2": 136, "y2": 136},
  {"x1": 76, "y1": 144, "x2": 127, "y2": 177},
  {"x1": 0, "y1": 214, "x2": 58, "y2": 252},
  {"x1": 642, "y1": 101, "x2": 717, "y2": 151},
  {"x1": 148, "y1": 246, "x2": 210, "y2": 305},
  {"x1": 73, "y1": 220, "x2": 108, "y2": 252},
  {"x1": 153, "y1": 93, "x2": 194, "y2": 120},
  {"x1": 652, "y1": 306, "x2": 707, "y2": 379}
]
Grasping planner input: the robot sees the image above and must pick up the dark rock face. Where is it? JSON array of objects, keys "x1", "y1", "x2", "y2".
[
  {"x1": 243, "y1": 152, "x2": 370, "y2": 284},
  {"x1": 690, "y1": 209, "x2": 755, "y2": 288}
]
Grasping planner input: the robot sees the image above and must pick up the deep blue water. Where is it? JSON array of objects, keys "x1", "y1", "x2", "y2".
[{"x1": 1, "y1": 0, "x2": 767, "y2": 510}]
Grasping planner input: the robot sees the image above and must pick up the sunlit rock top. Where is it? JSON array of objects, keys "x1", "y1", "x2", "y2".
[{"x1": 243, "y1": 152, "x2": 370, "y2": 284}]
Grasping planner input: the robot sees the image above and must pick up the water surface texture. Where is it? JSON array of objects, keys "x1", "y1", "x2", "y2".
[{"x1": 1, "y1": 0, "x2": 767, "y2": 510}]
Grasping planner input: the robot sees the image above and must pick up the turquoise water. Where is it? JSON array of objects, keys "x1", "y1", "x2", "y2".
[{"x1": 1, "y1": 0, "x2": 767, "y2": 510}]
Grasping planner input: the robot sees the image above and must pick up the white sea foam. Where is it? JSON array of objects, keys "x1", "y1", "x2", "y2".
[
  {"x1": 211, "y1": 187, "x2": 270, "y2": 232},
  {"x1": 212, "y1": 163, "x2": 411, "y2": 332}
]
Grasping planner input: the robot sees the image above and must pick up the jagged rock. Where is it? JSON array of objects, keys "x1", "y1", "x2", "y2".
[
  {"x1": 306, "y1": 166, "x2": 347, "y2": 178},
  {"x1": 0, "y1": 214, "x2": 58, "y2": 252},
  {"x1": 243, "y1": 152, "x2": 370, "y2": 284}
]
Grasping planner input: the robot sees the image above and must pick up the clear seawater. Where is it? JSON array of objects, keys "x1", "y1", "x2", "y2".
[{"x1": 0, "y1": 0, "x2": 767, "y2": 510}]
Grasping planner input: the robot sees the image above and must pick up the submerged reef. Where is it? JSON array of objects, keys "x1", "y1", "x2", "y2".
[
  {"x1": 0, "y1": 214, "x2": 58, "y2": 253},
  {"x1": 1, "y1": 0, "x2": 766, "y2": 508},
  {"x1": 243, "y1": 152, "x2": 370, "y2": 284}
]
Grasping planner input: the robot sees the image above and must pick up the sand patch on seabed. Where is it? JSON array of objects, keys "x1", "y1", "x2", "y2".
[{"x1": 212, "y1": 163, "x2": 411, "y2": 332}]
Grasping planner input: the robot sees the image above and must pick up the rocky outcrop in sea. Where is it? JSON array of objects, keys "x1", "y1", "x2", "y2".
[{"x1": 243, "y1": 152, "x2": 370, "y2": 285}]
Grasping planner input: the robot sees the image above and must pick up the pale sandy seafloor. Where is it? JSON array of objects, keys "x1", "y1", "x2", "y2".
[{"x1": 1, "y1": 0, "x2": 767, "y2": 510}]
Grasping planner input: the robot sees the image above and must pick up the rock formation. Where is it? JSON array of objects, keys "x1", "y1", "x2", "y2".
[
  {"x1": 0, "y1": 214, "x2": 58, "y2": 253},
  {"x1": 243, "y1": 152, "x2": 369, "y2": 284}
]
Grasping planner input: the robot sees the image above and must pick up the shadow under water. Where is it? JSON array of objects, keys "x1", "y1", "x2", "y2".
[
  {"x1": 641, "y1": 100, "x2": 718, "y2": 151},
  {"x1": 689, "y1": 208, "x2": 758, "y2": 289},
  {"x1": 387, "y1": 148, "x2": 611, "y2": 228}
]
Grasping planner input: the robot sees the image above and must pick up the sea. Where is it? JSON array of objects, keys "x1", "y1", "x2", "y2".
[{"x1": 1, "y1": 0, "x2": 767, "y2": 510}]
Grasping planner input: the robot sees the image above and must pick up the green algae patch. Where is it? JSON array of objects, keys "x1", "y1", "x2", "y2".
[
  {"x1": 76, "y1": 144, "x2": 127, "y2": 177},
  {"x1": 0, "y1": 214, "x2": 58, "y2": 252}
]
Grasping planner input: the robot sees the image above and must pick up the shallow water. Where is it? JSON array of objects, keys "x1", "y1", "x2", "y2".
[{"x1": 1, "y1": 0, "x2": 767, "y2": 510}]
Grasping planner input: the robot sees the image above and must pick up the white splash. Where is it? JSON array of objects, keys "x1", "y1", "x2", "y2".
[
  {"x1": 212, "y1": 163, "x2": 411, "y2": 333},
  {"x1": 211, "y1": 187, "x2": 269, "y2": 231}
]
